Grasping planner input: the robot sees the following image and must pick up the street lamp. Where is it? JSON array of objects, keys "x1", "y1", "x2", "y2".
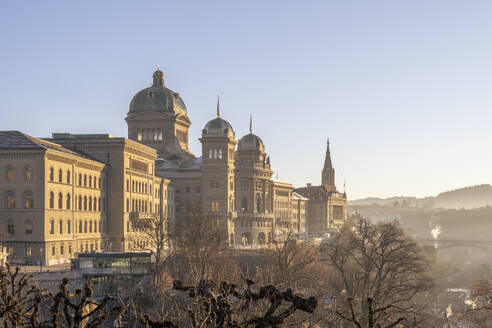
[{"x1": 39, "y1": 247, "x2": 43, "y2": 272}]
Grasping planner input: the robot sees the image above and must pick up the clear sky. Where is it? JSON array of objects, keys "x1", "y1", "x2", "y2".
[{"x1": 1, "y1": 1, "x2": 491, "y2": 200}]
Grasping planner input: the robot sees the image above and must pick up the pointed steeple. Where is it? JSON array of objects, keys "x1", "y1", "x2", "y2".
[
  {"x1": 217, "y1": 95, "x2": 220, "y2": 117},
  {"x1": 322, "y1": 138, "x2": 335, "y2": 187},
  {"x1": 249, "y1": 114, "x2": 252, "y2": 134}
]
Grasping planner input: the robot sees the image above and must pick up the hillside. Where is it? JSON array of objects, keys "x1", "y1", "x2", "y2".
[{"x1": 349, "y1": 184, "x2": 492, "y2": 209}]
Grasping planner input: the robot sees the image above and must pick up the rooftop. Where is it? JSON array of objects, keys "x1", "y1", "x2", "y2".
[{"x1": 0, "y1": 131, "x2": 102, "y2": 162}]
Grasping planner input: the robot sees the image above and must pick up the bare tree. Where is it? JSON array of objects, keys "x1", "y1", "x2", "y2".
[
  {"x1": 460, "y1": 278, "x2": 492, "y2": 328},
  {"x1": 135, "y1": 279, "x2": 318, "y2": 328},
  {"x1": 255, "y1": 229, "x2": 324, "y2": 291},
  {"x1": 168, "y1": 211, "x2": 238, "y2": 284},
  {"x1": 131, "y1": 213, "x2": 171, "y2": 284},
  {"x1": 321, "y1": 219, "x2": 434, "y2": 328},
  {"x1": 0, "y1": 263, "x2": 41, "y2": 327}
]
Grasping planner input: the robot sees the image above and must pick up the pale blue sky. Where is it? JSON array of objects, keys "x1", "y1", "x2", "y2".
[{"x1": 1, "y1": 1, "x2": 491, "y2": 199}]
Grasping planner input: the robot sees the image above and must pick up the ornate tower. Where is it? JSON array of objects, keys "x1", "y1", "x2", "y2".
[
  {"x1": 199, "y1": 103, "x2": 237, "y2": 244},
  {"x1": 322, "y1": 138, "x2": 335, "y2": 187},
  {"x1": 125, "y1": 68, "x2": 194, "y2": 165},
  {"x1": 234, "y1": 117, "x2": 275, "y2": 246}
]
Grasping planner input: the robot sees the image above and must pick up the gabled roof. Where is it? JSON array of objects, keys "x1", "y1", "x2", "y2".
[{"x1": 0, "y1": 131, "x2": 103, "y2": 163}]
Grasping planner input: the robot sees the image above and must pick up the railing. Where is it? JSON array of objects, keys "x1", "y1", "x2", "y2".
[
  {"x1": 129, "y1": 212, "x2": 155, "y2": 220},
  {"x1": 79, "y1": 267, "x2": 149, "y2": 275},
  {"x1": 236, "y1": 212, "x2": 275, "y2": 220}
]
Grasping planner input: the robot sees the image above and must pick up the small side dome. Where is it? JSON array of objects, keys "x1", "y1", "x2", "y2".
[
  {"x1": 202, "y1": 117, "x2": 235, "y2": 138},
  {"x1": 238, "y1": 133, "x2": 264, "y2": 151}
]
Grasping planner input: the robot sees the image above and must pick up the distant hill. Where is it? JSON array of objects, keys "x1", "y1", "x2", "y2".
[{"x1": 349, "y1": 184, "x2": 492, "y2": 209}]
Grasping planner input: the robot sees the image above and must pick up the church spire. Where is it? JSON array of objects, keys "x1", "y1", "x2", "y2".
[
  {"x1": 322, "y1": 138, "x2": 335, "y2": 187},
  {"x1": 249, "y1": 114, "x2": 252, "y2": 133}
]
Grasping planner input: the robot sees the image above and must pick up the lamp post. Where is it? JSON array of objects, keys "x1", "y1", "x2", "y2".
[{"x1": 39, "y1": 247, "x2": 43, "y2": 272}]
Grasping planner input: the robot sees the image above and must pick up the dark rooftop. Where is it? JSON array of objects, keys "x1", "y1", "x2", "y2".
[
  {"x1": 0, "y1": 131, "x2": 104, "y2": 163},
  {"x1": 76, "y1": 252, "x2": 151, "y2": 259}
]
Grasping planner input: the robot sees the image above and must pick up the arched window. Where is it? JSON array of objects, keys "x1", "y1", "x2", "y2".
[
  {"x1": 88, "y1": 197, "x2": 92, "y2": 211},
  {"x1": 126, "y1": 199, "x2": 129, "y2": 212},
  {"x1": 84, "y1": 174, "x2": 87, "y2": 187},
  {"x1": 79, "y1": 221, "x2": 82, "y2": 233},
  {"x1": 7, "y1": 219, "x2": 15, "y2": 234},
  {"x1": 126, "y1": 179, "x2": 129, "y2": 191},
  {"x1": 78, "y1": 195, "x2": 82, "y2": 210},
  {"x1": 78, "y1": 174, "x2": 82, "y2": 186},
  {"x1": 88, "y1": 176, "x2": 92, "y2": 187},
  {"x1": 98, "y1": 177, "x2": 101, "y2": 188},
  {"x1": 84, "y1": 221, "x2": 87, "y2": 233},
  {"x1": 67, "y1": 220, "x2": 71, "y2": 234},
  {"x1": 49, "y1": 192, "x2": 54, "y2": 209},
  {"x1": 93, "y1": 197, "x2": 97, "y2": 211},
  {"x1": 241, "y1": 197, "x2": 247, "y2": 211},
  {"x1": 66, "y1": 193, "x2": 71, "y2": 209},
  {"x1": 6, "y1": 166, "x2": 15, "y2": 180},
  {"x1": 256, "y1": 194, "x2": 261, "y2": 213},
  {"x1": 24, "y1": 191, "x2": 33, "y2": 209},
  {"x1": 83, "y1": 196, "x2": 87, "y2": 211},
  {"x1": 241, "y1": 232, "x2": 252, "y2": 246},
  {"x1": 49, "y1": 167, "x2": 54, "y2": 181},
  {"x1": 58, "y1": 169, "x2": 63, "y2": 182},
  {"x1": 132, "y1": 181, "x2": 135, "y2": 191},
  {"x1": 24, "y1": 166, "x2": 32, "y2": 180},
  {"x1": 89, "y1": 221, "x2": 92, "y2": 233},
  {"x1": 59, "y1": 220, "x2": 63, "y2": 234},
  {"x1": 49, "y1": 220, "x2": 54, "y2": 234},
  {"x1": 98, "y1": 197, "x2": 101, "y2": 211},
  {"x1": 58, "y1": 192, "x2": 63, "y2": 209},
  {"x1": 66, "y1": 170, "x2": 70, "y2": 184},
  {"x1": 258, "y1": 232, "x2": 266, "y2": 245},
  {"x1": 25, "y1": 219, "x2": 33, "y2": 234}
]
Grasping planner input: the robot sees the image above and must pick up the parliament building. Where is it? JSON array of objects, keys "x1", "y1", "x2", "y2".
[{"x1": 0, "y1": 68, "x2": 346, "y2": 265}]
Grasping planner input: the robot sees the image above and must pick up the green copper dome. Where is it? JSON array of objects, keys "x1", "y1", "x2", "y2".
[
  {"x1": 202, "y1": 117, "x2": 235, "y2": 138},
  {"x1": 238, "y1": 133, "x2": 264, "y2": 151},
  {"x1": 129, "y1": 69, "x2": 187, "y2": 115}
]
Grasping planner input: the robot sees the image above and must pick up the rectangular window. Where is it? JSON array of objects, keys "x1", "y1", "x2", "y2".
[
  {"x1": 67, "y1": 221, "x2": 71, "y2": 234},
  {"x1": 59, "y1": 221, "x2": 63, "y2": 234},
  {"x1": 60, "y1": 245, "x2": 64, "y2": 255},
  {"x1": 25, "y1": 247, "x2": 31, "y2": 256},
  {"x1": 51, "y1": 246, "x2": 55, "y2": 256},
  {"x1": 50, "y1": 220, "x2": 54, "y2": 234}
]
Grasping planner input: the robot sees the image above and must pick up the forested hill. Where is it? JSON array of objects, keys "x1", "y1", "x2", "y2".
[{"x1": 349, "y1": 184, "x2": 492, "y2": 209}]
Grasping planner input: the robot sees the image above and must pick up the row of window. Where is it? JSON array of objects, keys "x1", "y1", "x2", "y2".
[
  {"x1": 6, "y1": 191, "x2": 33, "y2": 209},
  {"x1": 126, "y1": 179, "x2": 153, "y2": 195},
  {"x1": 6, "y1": 166, "x2": 32, "y2": 180},
  {"x1": 47, "y1": 192, "x2": 106, "y2": 212},
  {"x1": 137, "y1": 128, "x2": 163, "y2": 142},
  {"x1": 207, "y1": 148, "x2": 234, "y2": 160},
  {"x1": 48, "y1": 167, "x2": 104, "y2": 189},
  {"x1": 49, "y1": 219, "x2": 102, "y2": 235},
  {"x1": 5, "y1": 219, "x2": 32, "y2": 235}
]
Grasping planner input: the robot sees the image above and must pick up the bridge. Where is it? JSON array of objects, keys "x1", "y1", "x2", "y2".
[{"x1": 415, "y1": 238, "x2": 492, "y2": 251}]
